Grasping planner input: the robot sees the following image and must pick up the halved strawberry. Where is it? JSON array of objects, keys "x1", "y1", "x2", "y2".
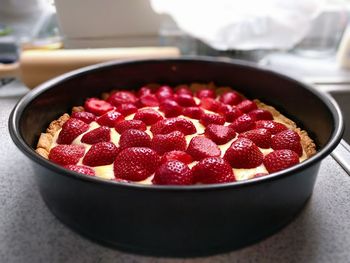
[
  {"x1": 229, "y1": 114, "x2": 255, "y2": 133},
  {"x1": 161, "y1": 150, "x2": 193, "y2": 164},
  {"x1": 182, "y1": 107, "x2": 204, "y2": 120},
  {"x1": 176, "y1": 85, "x2": 193, "y2": 96},
  {"x1": 119, "y1": 129, "x2": 151, "y2": 149},
  {"x1": 137, "y1": 86, "x2": 152, "y2": 97},
  {"x1": 114, "y1": 147, "x2": 160, "y2": 181},
  {"x1": 248, "y1": 109, "x2": 273, "y2": 121},
  {"x1": 71, "y1": 111, "x2": 96, "y2": 124},
  {"x1": 82, "y1": 142, "x2": 119, "y2": 167},
  {"x1": 139, "y1": 94, "x2": 159, "y2": 107},
  {"x1": 84, "y1": 98, "x2": 114, "y2": 116},
  {"x1": 186, "y1": 136, "x2": 221, "y2": 161},
  {"x1": 271, "y1": 129, "x2": 303, "y2": 156},
  {"x1": 81, "y1": 126, "x2": 110, "y2": 144},
  {"x1": 133, "y1": 108, "x2": 163, "y2": 125},
  {"x1": 217, "y1": 104, "x2": 232, "y2": 115},
  {"x1": 153, "y1": 160, "x2": 193, "y2": 185},
  {"x1": 236, "y1": 100, "x2": 258, "y2": 113},
  {"x1": 200, "y1": 113, "x2": 226, "y2": 126},
  {"x1": 263, "y1": 149, "x2": 299, "y2": 173},
  {"x1": 49, "y1": 144, "x2": 85, "y2": 165},
  {"x1": 107, "y1": 91, "x2": 137, "y2": 106},
  {"x1": 159, "y1": 99, "x2": 182, "y2": 117},
  {"x1": 239, "y1": 128, "x2": 272, "y2": 149},
  {"x1": 156, "y1": 85, "x2": 174, "y2": 101},
  {"x1": 219, "y1": 91, "x2": 242, "y2": 105},
  {"x1": 196, "y1": 89, "x2": 215, "y2": 99},
  {"x1": 200, "y1": 97, "x2": 222, "y2": 112},
  {"x1": 64, "y1": 165, "x2": 95, "y2": 176},
  {"x1": 151, "y1": 131, "x2": 187, "y2": 154},
  {"x1": 114, "y1": 119, "x2": 147, "y2": 134},
  {"x1": 96, "y1": 110, "x2": 124, "y2": 127},
  {"x1": 151, "y1": 117, "x2": 197, "y2": 135},
  {"x1": 205, "y1": 124, "x2": 236, "y2": 145},
  {"x1": 224, "y1": 138, "x2": 263, "y2": 168},
  {"x1": 57, "y1": 118, "x2": 89, "y2": 144},
  {"x1": 116, "y1": 103, "x2": 138, "y2": 116},
  {"x1": 192, "y1": 157, "x2": 235, "y2": 184},
  {"x1": 255, "y1": 120, "x2": 288, "y2": 135},
  {"x1": 223, "y1": 107, "x2": 243, "y2": 122},
  {"x1": 175, "y1": 94, "x2": 197, "y2": 107}
]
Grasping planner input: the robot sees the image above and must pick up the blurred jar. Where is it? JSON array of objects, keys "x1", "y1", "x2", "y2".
[{"x1": 292, "y1": 3, "x2": 348, "y2": 57}]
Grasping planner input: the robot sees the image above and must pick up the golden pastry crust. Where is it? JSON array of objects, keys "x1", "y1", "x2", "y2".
[
  {"x1": 255, "y1": 100, "x2": 316, "y2": 158},
  {"x1": 36, "y1": 113, "x2": 70, "y2": 158}
]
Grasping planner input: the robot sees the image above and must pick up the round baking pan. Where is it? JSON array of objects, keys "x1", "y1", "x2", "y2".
[{"x1": 9, "y1": 57, "x2": 344, "y2": 257}]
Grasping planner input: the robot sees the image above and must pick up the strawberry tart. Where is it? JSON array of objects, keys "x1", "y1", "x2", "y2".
[{"x1": 36, "y1": 83, "x2": 316, "y2": 185}]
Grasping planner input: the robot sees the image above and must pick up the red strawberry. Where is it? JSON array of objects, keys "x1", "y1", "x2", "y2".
[
  {"x1": 119, "y1": 129, "x2": 151, "y2": 149},
  {"x1": 107, "y1": 91, "x2": 137, "y2": 106},
  {"x1": 159, "y1": 99, "x2": 182, "y2": 117},
  {"x1": 175, "y1": 94, "x2": 197, "y2": 107},
  {"x1": 255, "y1": 120, "x2": 288, "y2": 135},
  {"x1": 64, "y1": 165, "x2": 95, "y2": 176},
  {"x1": 200, "y1": 97, "x2": 222, "y2": 112},
  {"x1": 200, "y1": 113, "x2": 225, "y2": 126},
  {"x1": 224, "y1": 138, "x2": 263, "y2": 168},
  {"x1": 219, "y1": 91, "x2": 242, "y2": 105},
  {"x1": 156, "y1": 85, "x2": 174, "y2": 101},
  {"x1": 239, "y1": 128, "x2": 272, "y2": 149},
  {"x1": 192, "y1": 157, "x2": 235, "y2": 184},
  {"x1": 223, "y1": 107, "x2": 243, "y2": 122},
  {"x1": 248, "y1": 109, "x2": 273, "y2": 121},
  {"x1": 205, "y1": 124, "x2": 236, "y2": 145},
  {"x1": 229, "y1": 114, "x2": 255, "y2": 133},
  {"x1": 217, "y1": 104, "x2": 232, "y2": 115},
  {"x1": 176, "y1": 85, "x2": 193, "y2": 96},
  {"x1": 139, "y1": 93, "x2": 159, "y2": 107},
  {"x1": 114, "y1": 147, "x2": 160, "y2": 181},
  {"x1": 236, "y1": 100, "x2": 258, "y2": 113},
  {"x1": 186, "y1": 136, "x2": 221, "y2": 160},
  {"x1": 82, "y1": 142, "x2": 119, "y2": 167},
  {"x1": 84, "y1": 98, "x2": 114, "y2": 116},
  {"x1": 49, "y1": 144, "x2": 85, "y2": 165},
  {"x1": 161, "y1": 150, "x2": 193, "y2": 164},
  {"x1": 71, "y1": 111, "x2": 96, "y2": 124},
  {"x1": 133, "y1": 108, "x2": 163, "y2": 125},
  {"x1": 81, "y1": 126, "x2": 110, "y2": 144},
  {"x1": 196, "y1": 89, "x2": 215, "y2": 99},
  {"x1": 182, "y1": 107, "x2": 204, "y2": 119},
  {"x1": 271, "y1": 129, "x2": 303, "y2": 156},
  {"x1": 57, "y1": 118, "x2": 89, "y2": 144},
  {"x1": 153, "y1": 160, "x2": 193, "y2": 185},
  {"x1": 114, "y1": 119, "x2": 147, "y2": 134},
  {"x1": 151, "y1": 131, "x2": 187, "y2": 154},
  {"x1": 96, "y1": 110, "x2": 124, "y2": 127},
  {"x1": 263, "y1": 149, "x2": 300, "y2": 173},
  {"x1": 151, "y1": 117, "x2": 197, "y2": 135},
  {"x1": 137, "y1": 86, "x2": 152, "y2": 97},
  {"x1": 116, "y1": 103, "x2": 138, "y2": 116}
]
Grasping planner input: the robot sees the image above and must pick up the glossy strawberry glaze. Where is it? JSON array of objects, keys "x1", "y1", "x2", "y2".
[{"x1": 49, "y1": 101, "x2": 308, "y2": 184}]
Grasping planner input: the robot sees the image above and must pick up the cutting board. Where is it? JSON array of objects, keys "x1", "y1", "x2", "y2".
[{"x1": 0, "y1": 47, "x2": 180, "y2": 88}]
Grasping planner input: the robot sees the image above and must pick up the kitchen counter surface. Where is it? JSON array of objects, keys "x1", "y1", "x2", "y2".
[{"x1": 1, "y1": 83, "x2": 350, "y2": 263}]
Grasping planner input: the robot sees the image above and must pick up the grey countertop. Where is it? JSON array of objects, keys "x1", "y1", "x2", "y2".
[{"x1": 1, "y1": 83, "x2": 350, "y2": 263}]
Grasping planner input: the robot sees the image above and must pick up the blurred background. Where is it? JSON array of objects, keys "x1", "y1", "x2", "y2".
[{"x1": 1, "y1": 0, "x2": 350, "y2": 93}]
